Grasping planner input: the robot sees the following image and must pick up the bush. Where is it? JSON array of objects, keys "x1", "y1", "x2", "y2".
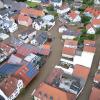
[
  {"x1": 81, "y1": 15, "x2": 91, "y2": 25},
  {"x1": 46, "y1": 5, "x2": 54, "y2": 11},
  {"x1": 96, "y1": 28, "x2": 100, "y2": 34}
]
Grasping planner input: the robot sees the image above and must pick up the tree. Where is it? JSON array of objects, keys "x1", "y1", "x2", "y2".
[
  {"x1": 81, "y1": 15, "x2": 91, "y2": 25},
  {"x1": 46, "y1": 5, "x2": 54, "y2": 11},
  {"x1": 96, "y1": 28, "x2": 100, "y2": 34}
]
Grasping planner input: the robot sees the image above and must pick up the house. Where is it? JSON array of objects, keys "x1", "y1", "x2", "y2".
[
  {"x1": 89, "y1": 87, "x2": 100, "y2": 100},
  {"x1": 62, "y1": 29, "x2": 81, "y2": 40},
  {"x1": 59, "y1": 25, "x2": 67, "y2": 33},
  {"x1": 31, "y1": 32, "x2": 48, "y2": 46},
  {"x1": 51, "y1": 0, "x2": 62, "y2": 7},
  {"x1": 20, "y1": 8, "x2": 45, "y2": 18},
  {"x1": 91, "y1": 19, "x2": 100, "y2": 28},
  {"x1": 0, "y1": 75, "x2": 24, "y2": 100},
  {"x1": 0, "y1": 43, "x2": 16, "y2": 63},
  {"x1": 57, "y1": 3, "x2": 71, "y2": 15},
  {"x1": 27, "y1": 0, "x2": 41, "y2": 3},
  {"x1": 64, "y1": 39, "x2": 78, "y2": 49},
  {"x1": 62, "y1": 47, "x2": 76, "y2": 58},
  {"x1": 74, "y1": 46, "x2": 96, "y2": 68},
  {"x1": 42, "y1": 15, "x2": 55, "y2": 27},
  {"x1": 67, "y1": 11, "x2": 81, "y2": 23},
  {"x1": 32, "y1": 19, "x2": 43, "y2": 30},
  {"x1": 73, "y1": 64, "x2": 90, "y2": 80},
  {"x1": 0, "y1": 18, "x2": 18, "y2": 33},
  {"x1": 84, "y1": 40, "x2": 95, "y2": 47},
  {"x1": 62, "y1": 40, "x2": 78, "y2": 63},
  {"x1": 15, "y1": 62, "x2": 39, "y2": 87},
  {"x1": 7, "y1": 54, "x2": 22, "y2": 64},
  {"x1": 84, "y1": 7, "x2": 100, "y2": 18},
  {"x1": 32, "y1": 82, "x2": 76, "y2": 100},
  {"x1": 73, "y1": 0, "x2": 83, "y2": 9},
  {"x1": 86, "y1": 24, "x2": 96, "y2": 34},
  {"x1": 0, "y1": 33, "x2": 9, "y2": 40},
  {"x1": 18, "y1": 14, "x2": 32, "y2": 27},
  {"x1": 46, "y1": 68, "x2": 84, "y2": 94},
  {"x1": 18, "y1": 28, "x2": 36, "y2": 43}
]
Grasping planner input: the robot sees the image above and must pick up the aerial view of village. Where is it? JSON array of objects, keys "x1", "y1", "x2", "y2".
[{"x1": 0, "y1": 0, "x2": 100, "y2": 100}]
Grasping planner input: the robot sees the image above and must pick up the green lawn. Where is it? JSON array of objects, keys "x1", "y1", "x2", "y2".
[{"x1": 26, "y1": 1, "x2": 39, "y2": 8}]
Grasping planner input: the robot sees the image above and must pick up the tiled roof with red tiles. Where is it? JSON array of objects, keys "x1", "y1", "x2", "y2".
[
  {"x1": 62, "y1": 47, "x2": 76, "y2": 56},
  {"x1": 20, "y1": 8, "x2": 45, "y2": 17},
  {"x1": 91, "y1": 19, "x2": 100, "y2": 26},
  {"x1": 0, "y1": 76, "x2": 18, "y2": 96},
  {"x1": 89, "y1": 87, "x2": 100, "y2": 100},
  {"x1": 64, "y1": 39, "x2": 78, "y2": 47},
  {"x1": 85, "y1": 7, "x2": 100, "y2": 17},
  {"x1": 83, "y1": 46, "x2": 96, "y2": 53},
  {"x1": 73, "y1": 64, "x2": 90, "y2": 80},
  {"x1": 86, "y1": 24, "x2": 94, "y2": 30},
  {"x1": 94, "y1": 73, "x2": 100, "y2": 82},
  {"x1": 68, "y1": 11, "x2": 78, "y2": 19},
  {"x1": 18, "y1": 14, "x2": 32, "y2": 22},
  {"x1": 84, "y1": 40, "x2": 95, "y2": 46},
  {"x1": 33, "y1": 82, "x2": 76, "y2": 100}
]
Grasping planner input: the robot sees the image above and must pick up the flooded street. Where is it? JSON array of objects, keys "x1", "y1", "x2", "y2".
[{"x1": 16, "y1": 19, "x2": 63, "y2": 100}]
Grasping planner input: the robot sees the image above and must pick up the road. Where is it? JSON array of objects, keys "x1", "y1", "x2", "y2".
[
  {"x1": 16, "y1": 19, "x2": 63, "y2": 100},
  {"x1": 77, "y1": 35, "x2": 100, "y2": 100}
]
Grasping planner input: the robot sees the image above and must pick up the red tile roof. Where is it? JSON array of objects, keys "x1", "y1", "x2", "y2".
[
  {"x1": 62, "y1": 47, "x2": 76, "y2": 56},
  {"x1": 64, "y1": 39, "x2": 78, "y2": 47},
  {"x1": 84, "y1": 40, "x2": 95, "y2": 46},
  {"x1": 73, "y1": 64, "x2": 90, "y2": 80},
  {"x1": 18, "y1": 14, "x2": 32, "y2": 22},
  {"x1": 46, "y1": 68, "x2": 64, "y2": 85},
  {"x1": 94, "y1": 73, "x2": 100, "y2": 82},
  {"x1": 33, "y1": 82, "x2": 76, "y2": 100},
  {"x1": 91, "y1": 19, "x2": 100, "y2": 26},
  {"x1": 83, "y1": 46, "x2": 96, "y2": 53},
  {"x1": 20, "y1": 8, "x2": 45, "y2": 17},
  {"x1": 68, "y1": 11, "x2": 78, "y2": 19},
  {"x1": 0, "y1": 76, "x2": 19, "y2": 96},
  {"x1": 89, "y1": 87, "x2": 100, "y2": 100},
  {"x1": 86, "y1": 24, "x2": 94, "y2": 30},
  {"x1": 85, "y1": 7, "x2": 100, "y2": 17}
]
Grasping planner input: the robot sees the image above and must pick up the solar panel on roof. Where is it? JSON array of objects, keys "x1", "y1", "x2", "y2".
[{"x1": 0, "y1": 64, "x2": 21, "y2": 75}]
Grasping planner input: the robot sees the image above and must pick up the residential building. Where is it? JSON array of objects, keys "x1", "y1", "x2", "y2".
[
  {"x1": 62, "y1": 40, "x2": 78, "y2": 59},
  {"x1": 74, "y1": 45, "x2": 96, "y2": 68},
  {"x1": 59, "y1": 25, "x2": 67, "y2": 33},
  {"x1": 27, "y1": 0, "x2": 41, "y2": 3},
  {"x1": 57, "y1": 3, "x2": 71, "y2": 15},
  {"x1": 51, "y1": 0, "x2": 62, "y2": 7},
  {"x1": 0, "y1": 75, "x2": 24, "y2": 100},
  {"x1": 20, "y1": 8, "x2": 45, "y2": 18},
  {"x1": 73, "y1": 64, "x2": 90, "y2": 80},
  {"x1": 32, "y1": 82, "x2": 76, "y2": 100},
  {"x1": 67, "y1": 11, "x2": 81, "y2": 23},
  {"x1": 18, "y1": 14, "x2": 32, "y2": 27},
  {"x1": 91, "y1": 19, "x2": 100, "y2": 28},
  {"x1": 62, "y1": 29, "x2": 81, "y2": 40},
  {"x1": 86, "y1": 24, "x2": 96, "y2": 34}
]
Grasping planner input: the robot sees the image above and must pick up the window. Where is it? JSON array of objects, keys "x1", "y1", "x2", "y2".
[{"x1": 50, "y1": 96, "x2": 53, "y2": 100}]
